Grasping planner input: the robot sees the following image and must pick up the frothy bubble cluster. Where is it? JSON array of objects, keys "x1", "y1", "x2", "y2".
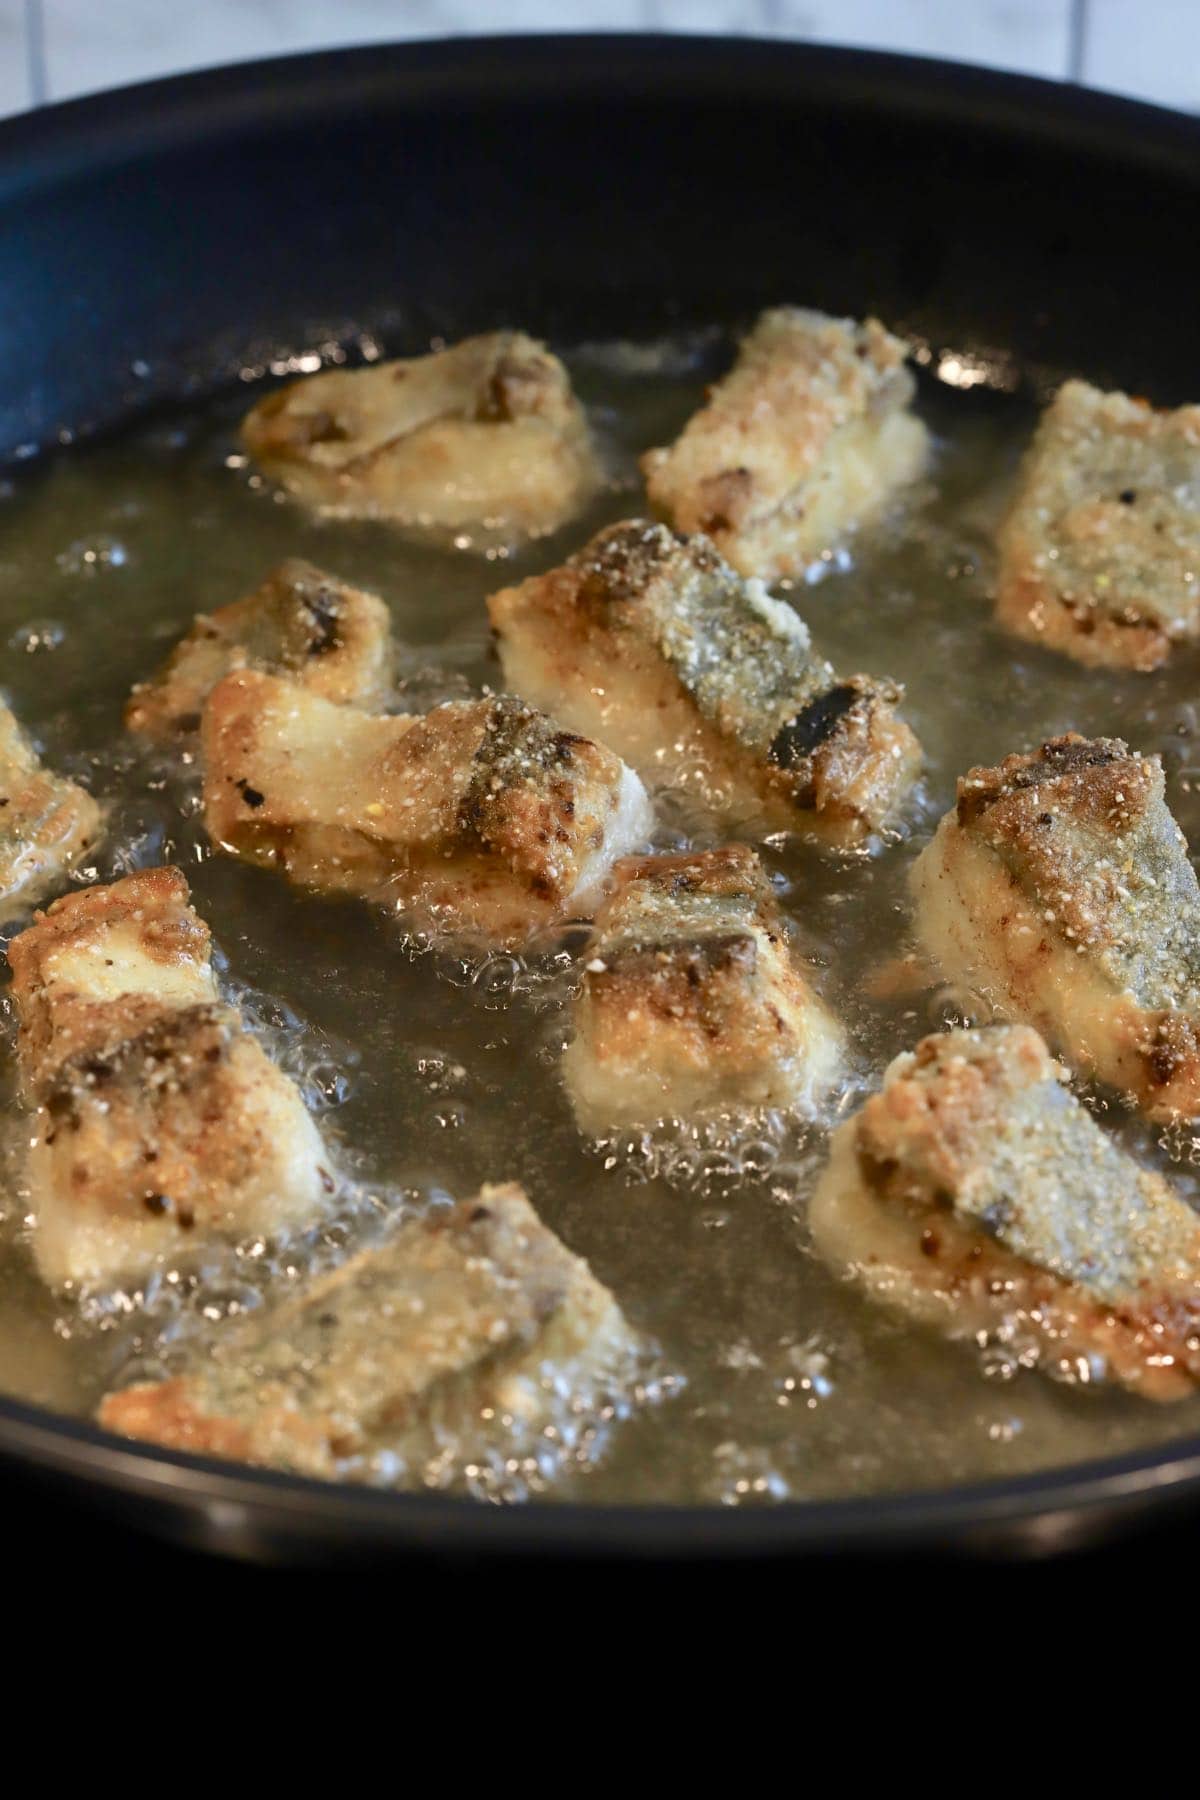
[{"x1": 593, "y1": 1109, "x2": 821, "y2": 1201}]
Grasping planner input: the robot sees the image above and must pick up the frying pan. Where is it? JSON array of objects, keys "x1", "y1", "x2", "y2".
[{"x1": 2, "y1": 33, "x2": 1200, "y2": 1563}]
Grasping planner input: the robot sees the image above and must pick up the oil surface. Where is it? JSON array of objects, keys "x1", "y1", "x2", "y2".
[{"x1": 4, "y1": 330, "x2": 1200, "y2": 1506}]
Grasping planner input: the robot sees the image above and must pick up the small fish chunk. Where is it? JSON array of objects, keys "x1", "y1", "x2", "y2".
[
  {"x1": 8, "y1": 864, "x2": 215, "y2": 1095},
  {"x1": 912, "y1": 733, "x2": 1200, "y2": 1121},
  {"x1": 241, "y1": 331, "x2": 599, "y2": 542},
  {"x1": 997, "y1": 380, "x2": 1200, "y2": 671},
  {"x1": 98, "y1": 1182, "x2": 632, "y2": 1476},
  {"x1": 125, "y1": 558, "x2": 394, "y2": 738},
  {"x1": 641, "y1": 308, "x2": 929, "y2": 580},
  {"x1": 811, "y1": 1025, "x2": 1200, "y2": 1400},
  {"x1": 7, "y1": 867, "x2": 332, "y2": 1288},
  {"x1": 488, "y1": 519, "x2": 920, "y2": 845},
  {"x1": 202, "y1": 670, "x2": 653, "y2": 946},
  {"x1": 564, "y1": 846, "x2": 845, "y2": 1131},
  {"x1": 0, "y1": 704, "x2": 102, "y2": 923}
]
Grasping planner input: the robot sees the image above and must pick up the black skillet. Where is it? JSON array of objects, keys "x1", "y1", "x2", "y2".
[{"x1": 2, "y1": 34, "x2": 1199, "y2": 1563}]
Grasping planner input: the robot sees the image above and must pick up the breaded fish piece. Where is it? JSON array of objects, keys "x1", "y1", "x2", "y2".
[
  {"x1": 98, "y1": 1182, "x2": 632, "y2": 1476},
  {"x1": 241, "y1": 331, "x2": 598, "y2": 541},
  {"x1": 997, "y1": 380, "x2": 1200, "y2": 671},
  {"x1": 641, "y1": 309, "x2": 929, "y2": 580},
  {"x1": 0, "y1": 704, "x2": 102, "y2": 922},
  {"x1": 8, "y1": 865, "x2": 215, "y2": 1096},
  {"x1": 912, "y1": 734, "x2": 1200, "y2": 1121},
  {"x1": 488, "y1": 519, "x2": 920, "y2": 845},
  {"x1": 202, "y1": 670, "x2": 653, "y2": 945},
  {"x1": 563, "y1": 846, "x2": 844, "y2": 1131},
  {"x1": 125, "y1": 558, "x2": 394, "y2": 738},
  {"x1": 811, "y1": 1025, "x2": 1200, "y2": 1400},
  {"x1": 7, "y1": 867, "x2": 332, "y2": 1288}
]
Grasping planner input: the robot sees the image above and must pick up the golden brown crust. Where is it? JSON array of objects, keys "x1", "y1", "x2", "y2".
[
  {"x1": 99, "y1": 1378, "x2": 258, "y2": 1462},
  {"x1": 241, "y1": 332, "x2": 599, "y2": 541},
  {"x1": 915, "y1": 733, "x2": 1200, "y2": 1120},
  {"x1": 0, "y1": 704, "x2": 103, "y2": 923},
  {"x1": 125, "y1": 559, "x2": 394, "y2": 738},
  {"x1": 641, "y1": 309, "x2": 928, "y2": 578},
  {"x1": 565, "y1": 845, "x2": 843, "y2": 1128},
  {"x1": 10, "y1": 864, "x2": 203, "y2": 965},
  {"x1": 953, "y1": 734, "x2": 1154, "y2": 950},
  {"x1": 995, "y1": 567, "x2": 1170, "y2": 672},
  {"x1": 855, "y1": 1024, "x2": 1056, "y2": 1200},
  {"x1": 8, "y1": 867, "x2": 212, "y2": 1091},
  {"x1": 997, "y1": 380, "x2": 1200, "y2": 671},
  {"x1": 40, "y1": 1003, "x2": 333, "y2": 1240},
  {"x1": 585, "y1": 849, "x2": 785, "y2": 1064},
  {"x1": 611, "y1": 844, "x2": 762, "y2": 899}
]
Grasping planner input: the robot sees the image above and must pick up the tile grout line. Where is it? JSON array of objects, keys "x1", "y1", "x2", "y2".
[
  {"x1": 24, "y1": 0, "x2": 47, "y2": 107},
  {"x1": 11, "y1": 1, "x2": 1105, "y2": 112},
  {"x1": 1068, "y1": 0, "x2": 1090, "y2": 83}
]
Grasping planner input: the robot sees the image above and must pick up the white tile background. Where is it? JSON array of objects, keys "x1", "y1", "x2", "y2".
[{"x1": 0, "y1": 0, "x2": 1196, "y2": 116}]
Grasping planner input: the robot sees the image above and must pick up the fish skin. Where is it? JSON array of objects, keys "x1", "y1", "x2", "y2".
[
  {"x1": 98, "y1": 1182, "x2": 632, "y2": 1476},
  {"x1": 489, "y1": 518, "x2": 920, "y2": 845},
  {"x1": 811, "y1": 1024, "x2": 1200, "y2": 1400}
]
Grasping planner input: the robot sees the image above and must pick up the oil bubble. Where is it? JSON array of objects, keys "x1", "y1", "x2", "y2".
[
  {"x1": 10, "y1": 619, "x2": 65, "y2": 654},
  {"x1": 55, "y1": 535, "x2": 127, "y2": 575}
]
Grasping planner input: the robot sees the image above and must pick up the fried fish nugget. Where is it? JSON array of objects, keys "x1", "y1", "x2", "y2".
[
  {"x1": 202, "y1": 672, "x2": 653, "y2": 946},
  {"x1": 125, "y1": 559, "x2": 394, "y2": 738},
  {"x1": 7, "y1": 868, "x2": 332, "y2": 1288},
  {"x1": 997, "y1": 380, "x2": 1200, "y2": 671},
  {"x1": 488, "y1": 519, "x2": 919, "y2": 845},
  {"x1": 242, "y1": 331, "x2": 598, "y2": 543},
  {"x1": 642, "y1": 308, "x2": 928, "y2": 580},
  {"x1": 912, "y1": 734, "x2": 1200, "y2": 1121},
  {"x1": 99, "y1": 1183, "x2": 633, "y2": 1476},
  {"x1": 812, "y1": 1025, "x2": 1200, "y2": 1400},
  {"x1": 563, "y1": 846, "x2": 844, "y2": 1131}
]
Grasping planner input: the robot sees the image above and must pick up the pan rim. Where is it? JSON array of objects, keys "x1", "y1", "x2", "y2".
[
  {"x1": 4, "y1": 32, "x2": 1200, "y2": 186},
  {"x1": 4, "y1": 1380, "x2": 1200, "y2": 1557}
]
